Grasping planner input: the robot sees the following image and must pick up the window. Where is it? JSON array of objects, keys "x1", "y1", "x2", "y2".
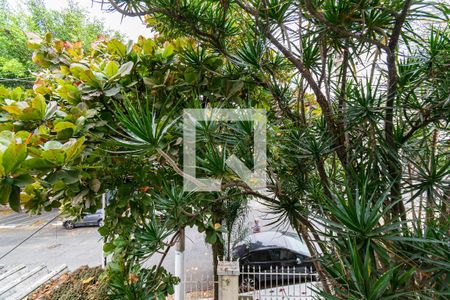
[
  {"x1": 280, "y1": 250, "x2": 297, "y2": 260},
  {"x1": 270, "y1": 249, "x2": 297, "y2": 261},
  {"x1": 247, "y1": 250, "x2": 270, "y2": 262},
  {"x1": 270, "y1": 249, "x2": 281, "y2": 260}
]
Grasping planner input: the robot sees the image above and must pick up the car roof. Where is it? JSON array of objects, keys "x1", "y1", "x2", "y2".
[{"x1": 233, "y1": 231, "x2": 310, "y2": 258}]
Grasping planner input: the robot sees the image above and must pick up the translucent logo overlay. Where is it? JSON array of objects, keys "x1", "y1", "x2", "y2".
[{"x1": 183, "y1": 109, "x2": 267, "y2": 192}]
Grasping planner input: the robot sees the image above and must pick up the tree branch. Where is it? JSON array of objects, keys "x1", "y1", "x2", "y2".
[
  {"x1": 302, "y1": 0, "x2": 388, "y2": 51},
  {"x1": 388, "y1": 0, "x2": 413, "y2": 51},
  {"x1": 234, "y1": 0, "x2": 347, "y2": 165},
  {"x1": 105, "y1": 0, "x2": 151, "y2": 16},
  {"x1": 401, "y1": 99, "x2": 447, "y2": 144},
  {"x1": 157, "y1": 148, "x2": 208, "y2": 190}
]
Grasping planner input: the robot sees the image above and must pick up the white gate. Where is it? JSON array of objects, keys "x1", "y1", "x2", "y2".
[
  {"x1": 170, "y1": 265, "x2": 321, "y2": 300},
  {"x1": 239, "y1": 265, "x2": 321, "y2": 300},
  {"x1": 183, "y1": 273, "x2": 215, "y2": 300}
]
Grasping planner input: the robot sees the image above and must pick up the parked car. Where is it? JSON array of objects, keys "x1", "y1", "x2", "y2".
[
  {"x1": 63, "y1": 209, "x2": 103, "y2": 230},
  {"x1": 233, "y1": 231, "x2": 316, "y2": 291}
]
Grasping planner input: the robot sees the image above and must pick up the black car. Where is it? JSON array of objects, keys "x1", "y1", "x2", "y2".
[
  {"x1": 63, "y1": 209, "x2": 104, "y2": 229},
  {"x1": 233, "y1": 231, "x2": 316, "y2": 291}
]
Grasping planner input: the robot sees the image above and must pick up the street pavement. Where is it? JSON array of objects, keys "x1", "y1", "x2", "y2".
[
  {"x1": 0, "y1": 200, "x2": 292, "y2": 279},
  {"x1": 0, "y1": 209, "x2": 60, "y2": 229},
  {"x1": 0, "y1": 210, "x2": 214, "y2": 278},
  {"x1": 0, "y1": 225, "x2": 103, "y2": 270}
]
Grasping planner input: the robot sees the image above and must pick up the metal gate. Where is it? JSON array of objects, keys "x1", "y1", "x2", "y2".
[
  {"x1": 239, "y1": 265, "x2": 320, "y2": 299},
  {"x1": 183, "y1": 273, "x2": 215, "y2": 300}
]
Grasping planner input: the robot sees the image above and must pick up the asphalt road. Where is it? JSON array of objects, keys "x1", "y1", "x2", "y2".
[
  {"x1": 0, "y1": 201, "x2": 291, "y2": 279},
  {"x1": 0, "y1": 225, "x2": 103, "y2": 270},
  {"x1": 0, "y1": 209, "x2": 60, "y2": 228},
  {"x1": 0, "y1": 211, "x2": 214, "y2": 278}
]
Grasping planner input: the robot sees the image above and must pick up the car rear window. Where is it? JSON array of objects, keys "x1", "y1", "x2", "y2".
[
  {"x1": 270, "y1": 249, "x2": 297, "y2": 260},
  {"x1": 247, "y1": 251, "x2": 271, "y2": 262}
]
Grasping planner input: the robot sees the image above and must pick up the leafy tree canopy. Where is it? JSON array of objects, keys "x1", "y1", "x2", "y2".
[
  {"x1": 0, "y1": 0, "x2": 120, "y2": 82},
  {"x1": 0, "y1": 0, "x2": 449, "y2": 298}
]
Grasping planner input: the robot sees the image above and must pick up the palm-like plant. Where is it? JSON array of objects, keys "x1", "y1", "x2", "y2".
[
  {"x1": 86, "y1": 0, "x2": 450, "y2": 298},
  {"x1": 110, "y1": 96, "x2": 179, "y2": 153}
]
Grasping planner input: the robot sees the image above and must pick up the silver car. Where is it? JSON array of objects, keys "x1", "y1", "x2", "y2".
[{"x1": 62, "y1": 209, "x2": 103, "y2": 229}]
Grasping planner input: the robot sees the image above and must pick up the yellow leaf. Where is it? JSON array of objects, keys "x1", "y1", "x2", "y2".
[
  {"x1": 82, "y1": 277, "x2": 94, "y2": 284},
  {"x1": 2, "y1": 106, "x2": 22, "y2": 115}
]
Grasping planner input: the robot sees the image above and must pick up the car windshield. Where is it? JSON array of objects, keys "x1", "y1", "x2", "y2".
[{"x1": 234, "y1": 231, "x2": 310, "y2": 258}]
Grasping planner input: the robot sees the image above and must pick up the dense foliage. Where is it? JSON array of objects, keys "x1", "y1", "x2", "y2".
[
  {"x1": 0, "y1": 0, "x2": 117, "y2": 82},
  {"x1": 1, "y1": 33, "x2": 257, "y2": 298},
  {"x1": 0, "y1": 0, "x2": 448, "y2": 299},
  {"x1": 102, "y1": 0, "x2": 450, "y2": 298}
]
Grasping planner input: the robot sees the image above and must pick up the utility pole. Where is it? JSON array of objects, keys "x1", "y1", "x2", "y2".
[
  {"x1": 101, "y1": 193, "x2": 107, "y2": 268},
  {"x1": 174, "y1": 228, "x2": 185, "y2": 300}
]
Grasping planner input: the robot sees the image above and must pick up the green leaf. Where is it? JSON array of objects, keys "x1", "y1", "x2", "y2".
[
  {"x1": 104, "y1": 86, "x2": 121, "y2": 97},
  {"x1": 9, "y1": 87, "x2": 23, "y2": 101},
  {"x1": 2, "y1": 142, "x2": 27, "y2": 174},
  {"x1": 57, "y1": 128, "x2": 74, "y2": 140},
  {"x1": 205, "y1": 228, "x2": 218, "y2": 244},
  {"x1": 98, "y1": 226, "x2": 109, "y2": 237},
  {"x1": 69, "y1": 63, "x2": 89, "y2": 78},
  {"x1": 0, "y1": 184, "x2": 12, "y2": 205},
  {"x1": 56, "y1": 84, "x2": 80, "y2": 104},
  {"x1": 54, "y1": 122, "x2": 76, "y2": 139},
  {"x1": 52, "y1": 180, "x2": 65, "y2": 192},
  {"x1": 117, "y1": 61, "x2": 134, "y2": 77},
  {"x1": 104, "y1": 61, "x2": 120, "y2": 78},
  {"x1": 0, "y1": 154, "x2": 4, "y2": 178},
  {"x1": 79, "y1": 70, "x2": 101, "y2": 87},
  {"x1": 13, "y1": 174, "x2": 34, "y2": 187},
  {"x1": 65, "y1": 137, "x2": 85, "y2": 162},
  {"x1": 103, "y1": 242, "x2": 115, "y2": 253},
  {"x1": 162, "y1": 44, "x2": 174, "y2": 58},
  {"x1": 370, "y1": 269, "x2": 394, "y2": 299},
  {"x1": 54, "y1": 121, "x2": 77, "y2": 133},
  {"x1": 107, "y1": 39, "x2": 127, "y2": 57},
  {"x1": 184, "y1": 69, "x2": 200, "y2": 84},
  {"x1": 9, "y1": 185, "x2": 21, "y2": 212},
  {"x1": 32, "y1": 95, "x2": 47, "y2": 118},
  {"x1": 46, "y1": 170, "x2": 80, "y2": 185},
  {"x1": 42, "y1": 149, "x2": 66, "y2": 165},
  {"x1": 142, "y1": 38, "x2": 155, "y2": 54}
]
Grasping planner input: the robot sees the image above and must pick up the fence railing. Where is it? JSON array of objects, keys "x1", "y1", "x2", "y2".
[
  {"x1": 239, "y1": 265, "x2": 320, "y2": 300},
  {"x1": 171, "y1": 265, "x2": 320, "y2": 300},
  {"x1": 183, "y1": 273, "x2": 215, "y2": 300}
]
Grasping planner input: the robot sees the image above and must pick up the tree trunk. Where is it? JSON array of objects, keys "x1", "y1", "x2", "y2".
[
  {"x1": 296, "y1": 223, "x2": 331, "y2": 294},
  {"x1": 212, "y1": 211, "x2": 225, "y2": 300}
]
